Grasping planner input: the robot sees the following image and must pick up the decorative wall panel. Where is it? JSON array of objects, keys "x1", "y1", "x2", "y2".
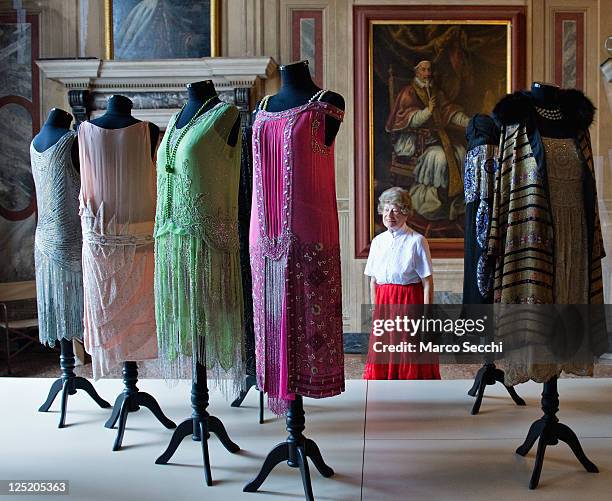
[
  {"x1": 291, "y1": 9, "x2": 323, "y2": 86},
  {"x1": 554, "y1": 11, "x2": 584, "y2": 89},
  {"x1": 0, "y1": 12, "x2": 39, "y2": 282}
]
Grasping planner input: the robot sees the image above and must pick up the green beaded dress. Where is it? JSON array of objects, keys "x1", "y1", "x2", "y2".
[{"x1": 154, "y1": 101, "x2": 245, "y2": 394}]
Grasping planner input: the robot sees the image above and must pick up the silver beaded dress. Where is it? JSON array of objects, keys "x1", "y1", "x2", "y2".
[{"x1": 30, "y1": 131, "x2": 84, "y2": 346}]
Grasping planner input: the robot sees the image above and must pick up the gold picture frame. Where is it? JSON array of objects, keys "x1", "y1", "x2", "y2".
[
  {"x1": 368, "y1": 20, "x2": 512, "y2": 243},
  {"x1": 104, "y1": 0, "x2": 221, "y2": 60},
  {"x1": 353, "y1": 5, "x2": 527, "y2": 259}
]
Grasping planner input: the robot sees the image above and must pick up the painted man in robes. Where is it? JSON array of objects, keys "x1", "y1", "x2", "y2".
[{"x1": 386, "y1": 60, "x2": 470, "y2": 221}]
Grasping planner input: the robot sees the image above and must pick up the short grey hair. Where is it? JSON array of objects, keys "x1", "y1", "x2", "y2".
[{"x1": 377, "y1": 187, "x2": 412, "y2": 215}]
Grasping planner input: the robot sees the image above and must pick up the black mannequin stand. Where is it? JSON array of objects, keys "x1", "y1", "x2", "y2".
[
  {"x1": 468, "y1": 361, "x2": 526, "y2": 415},
  {"x1": 244, "y1": 395, "x2": 334, "y2": 500},
  {"x1": 33, "y1": 108, "x2": 72, "y2": 148},
  {"x1": 155, "y1": 80, "x2": 242, "y2": 483},
  {"x1": 230, "y1": 375, "x2": 265, "y2": 424},
  {"x1": 155, "y1": 360, "x2": 240, "y2": 486},
  {"x1": 516, "y1": 377, "x2": 598, "y2": 489},
  {"x1": 175, "y1": 80, "x2": 240, "y2": 146},
  {"x1": 176, "y1": 80, "x2": 218, "y2": 127},
  {"x1": 230, "y1": 375, "x2": 256, "y2": 407},
  {"x1": 530, "y1": 82, "x2": 577, "y2": 137},
  {"x1": 91, "y1": 95, "x2": 159, "y2": 155},
  {"x1": 465, "y1": 313, "x2": 525, "y2": 414},
  {"x1": 32, "y1": 108, "x2": 79, "y2": 169},
  {"x1": 258, "y1": 60, "x2": 344, "y2": 146},
  {"x1": 105, "y1": 361, "x2": 176, "y2": 451},
  {"x1": 39, "y1": 339, "x2": 111, "y2": 428},
  {"x1": 245, "y1": 61, "x2": 343, "y2": 500},
  {"x1": 508, "y1": 82, "x2": 598, "y2": 488}
]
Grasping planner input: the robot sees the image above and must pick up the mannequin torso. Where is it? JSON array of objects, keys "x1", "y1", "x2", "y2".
[
  {"x1": 32, "y1": 108, "x2": 79, "y2": 170},
  {"x1": 255, "y1": 60, "x2": 345, "y2": 146},
  {"x1": 90, "y1": 95, "x2": 159, "y2": 158},
  {"x1": 175, "y1": 80, "x2": 240, "y2": 146}
]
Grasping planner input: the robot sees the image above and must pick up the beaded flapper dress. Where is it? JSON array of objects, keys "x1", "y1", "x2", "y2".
[
  {"x1": 503, "y1": 137, "x2": 593, "y2": 385},
  {"x1": 489, "y1": 92, "x2": 607, "y2": 386},
  {"x1": 250, "y1": 90, "x2": 345, "y2": 414},
  {"x1": 78, "y1": 121, "x2": 158, "y2": 379},
  {"x1": 239, "y1": 123, "x2": 256, "y2": 377},
  {"x1": 30, "y1": 131, "x2": 84, "y2": 346},
  {"x1": 154, "y1": 101, "x2": 245, "y2": 394}
]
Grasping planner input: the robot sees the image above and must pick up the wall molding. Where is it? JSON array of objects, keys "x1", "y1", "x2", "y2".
[
  {"x1": 36, "y1": 57, "x2": 278, "y2": 92},
  {"x1": 37, "y1": 57, "x2": 278, "y2": 130}
]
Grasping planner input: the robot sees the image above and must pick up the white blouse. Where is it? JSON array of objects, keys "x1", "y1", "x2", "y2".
[{"x1": 364, "y1": 225, "x2": 433, "y2": 285}]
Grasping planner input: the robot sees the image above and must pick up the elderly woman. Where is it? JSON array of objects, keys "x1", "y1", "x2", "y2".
[{"x1": 363, "y1": 187, "x2": 440, "y2": 379}]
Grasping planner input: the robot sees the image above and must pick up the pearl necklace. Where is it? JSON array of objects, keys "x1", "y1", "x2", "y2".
[{"x1": 535, "y1": 105, "x2": 563, "y2": 121}]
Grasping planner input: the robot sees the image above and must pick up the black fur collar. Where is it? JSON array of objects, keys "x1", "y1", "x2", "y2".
[{"x1": 493, "y1": 88, "x2": 595, "y2": 129}]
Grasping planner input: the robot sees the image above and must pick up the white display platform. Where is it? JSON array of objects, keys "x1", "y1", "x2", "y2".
[{"x1": 1, "y1": 378, "x2": 611, "y2": 500}]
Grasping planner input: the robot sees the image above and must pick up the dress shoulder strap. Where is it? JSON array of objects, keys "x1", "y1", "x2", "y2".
[
  {"x1": 308, "y1": 89, "x2": 328, "y2": 103},
  {"x1": 213, "y1": 103, "x2": 242, "y2": 150},
  {"x1": 57, "y1": 130, "x2": 77, "y2": 155},
  {"x1": 259, "y1": 95, "x2": 272, "y2": 111},
  {"x1": 46, "y1": 130, "x2": 76, "y2": 160},
  {"x1": 309, "y1": 89, "x2": 344, "y2": 121}
]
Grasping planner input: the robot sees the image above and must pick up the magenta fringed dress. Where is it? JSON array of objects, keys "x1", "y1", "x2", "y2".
[{"x1": 249, "y1": 92, "x2": 345, "y2": 414}]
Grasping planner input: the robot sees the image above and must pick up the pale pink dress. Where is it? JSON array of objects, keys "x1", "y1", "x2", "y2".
[
  {"x1": 250, "y1": 93, "x2": 345, "y2": 414},
  {"x1": 78, "y1": 121, "x2": 158, "y2": 379}
]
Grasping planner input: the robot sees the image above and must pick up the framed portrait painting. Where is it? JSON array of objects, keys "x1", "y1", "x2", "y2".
[
  {"x1": 354, "y1": 6, "x2": 526, "y2": 258},
  {"x1": 104, "y1": 0, "x2": 220, "y2": 60}
]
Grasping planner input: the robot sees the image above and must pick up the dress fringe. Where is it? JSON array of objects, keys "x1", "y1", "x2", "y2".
[
  {"x1": 263, "y1": 255, "x2": 289, "y2": 415},
  {"x1": 34, "y1": 247, "x2": 83, "y2": 346},
  {"x1": 155, "y1": 232, "x2": 245, "y2": 398}
]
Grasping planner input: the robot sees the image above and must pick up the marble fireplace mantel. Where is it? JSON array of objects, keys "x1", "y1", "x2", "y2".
[{"x1": 36, "y1": 57, "x2": 279, "y2": 128}]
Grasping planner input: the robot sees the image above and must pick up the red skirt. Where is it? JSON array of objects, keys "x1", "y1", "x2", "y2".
[{"x1": 363, "y1": 282, "x2": 441, "y2": 380}]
